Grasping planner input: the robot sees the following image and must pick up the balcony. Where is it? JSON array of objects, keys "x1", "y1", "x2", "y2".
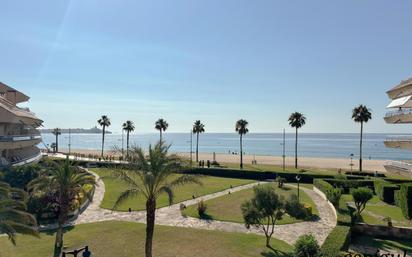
[
  {"x1": 384, "y1": 136, "x2": 412, "y2": 149},
  {"x1": 11, "y1": 149, "x2": 42, "y2": 167},
  {"x1": 384, "y1": 109, "x2": 412, "y2": 123},
  {"x1": 0, "y1": 134, "x2": 42, "y2": 149},
  {"x1": 384, "y1": 161, "x2": 412, "y2": 177}
]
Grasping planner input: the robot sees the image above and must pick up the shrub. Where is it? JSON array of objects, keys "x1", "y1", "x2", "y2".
[
  {"x1": 3, "y1": 165, "x2": 40, "y2": 189},
  {"x1": 374, "y1": 180, "x2": 399, "y2": 204},
  {"x1": 313, "y1": 179, "x2": 334, "y2": 194},
  {"x1": 285, "y1": 194, "x2": 312, "y2": 220},
  {"x1": 396, "y1": 183, "x2": 412, "y2": 219},
  {"x1": 321, "y1": 226, "x2": 351, "y2": 257},
  {"x1": 294, "y1": 234, "x2": 321, "y2": 257},
  {"x1": 197, "y1": 200, "x2": 207, "y2": 217},
  {"x1": 351, "y1": 187, "x2": 373, "y2": 216},
  {"x1": 326, "y1": 188, "x2": 342, "y2": 207},
  {"x1": 276, "y1": 177, "x2": 286, "y2": 188},
  {"x1": 324, "y1": 179, "x2": 375, "y2": 193}
]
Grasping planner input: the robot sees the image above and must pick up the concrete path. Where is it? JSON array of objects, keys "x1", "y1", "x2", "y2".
[{"x1": 68, "y1": 171, "x2": 336, "y2": 245}]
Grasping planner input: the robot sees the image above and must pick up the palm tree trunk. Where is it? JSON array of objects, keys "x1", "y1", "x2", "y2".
[
  {"x1": 145, "y1": 198, "x2": 156, "y2": 257},
  {"x1": 55, "y1": 134, "x2": 59, "y2": 153},
  {"x1": 53, "y1": 223, "x2": 63, "y2": 257},
  {"x1": 101, "y1": 126, "x2": 105, "y2": 157},
  {"x1": 159, "y1": 130, "x2": 162, "y2": 142},
  {"x1": 126, "y1": 131, "x2": 130, "y2": 159},
  {"x1": 359, "y1": 122, "x2": 363, "y2": 172},
  {"x1": 196, "y1": 132, "x2": 199, "y2": 163},
  {"x1": 240, "y1": 134, "x2": 243, "y2": 169},
  {"x1": 295, "y1": 127, "x2": 298, "y2": 169}
]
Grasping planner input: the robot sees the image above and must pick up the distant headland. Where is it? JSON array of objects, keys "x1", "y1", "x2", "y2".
[{"x1": 40, "y1": 126, "x2": 112, "y2": 134}]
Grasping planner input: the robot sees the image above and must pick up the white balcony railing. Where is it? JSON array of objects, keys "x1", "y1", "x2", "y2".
[
  {"x1": 0, "y1": 134, "x2": 41, "y2": 142},
  {"x1": 385, "y1": 108, "x2": 412, "y2": 118},
  {"x1": 385, "y1": 161, "x2": 412, "y2": 172}
]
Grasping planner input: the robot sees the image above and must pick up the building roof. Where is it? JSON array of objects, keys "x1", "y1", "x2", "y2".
[{"x1": 0, "y1": 82, "x2": 30, "y2": 104}]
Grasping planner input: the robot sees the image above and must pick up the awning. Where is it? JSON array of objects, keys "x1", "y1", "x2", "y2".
[{"x1": 387, "y1": 95, "x2": 412, "y2": 108}]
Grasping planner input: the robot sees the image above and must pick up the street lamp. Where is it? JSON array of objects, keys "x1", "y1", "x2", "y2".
[
  {"x1": 295, "y1": 174, "x2": 301, "y2": 201},
  {"x1": 349, "y1": 153, "x2": 354, "y2": 172}
]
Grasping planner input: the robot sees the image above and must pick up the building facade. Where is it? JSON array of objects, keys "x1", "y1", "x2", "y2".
[
  {"x1": 0, "y1": 82, "x2": 42, "y2": 167},
  {"x1": 384, "y1": 77, "x2": 412, "y2": 175}
]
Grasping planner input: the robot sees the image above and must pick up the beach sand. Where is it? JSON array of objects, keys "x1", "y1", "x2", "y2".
[{"x1": 59, "y1": 148, "x2": 386, "y2": 172}]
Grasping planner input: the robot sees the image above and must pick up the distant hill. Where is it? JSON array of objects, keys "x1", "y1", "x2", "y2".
[{"x1": 40, "y1": 126, "x2": 112, "y2": 134}]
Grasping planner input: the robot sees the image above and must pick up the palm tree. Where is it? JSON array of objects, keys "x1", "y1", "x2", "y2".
[
  {"x1": 288, "y1": 112, "x2": 306, "y2": 169},
  {"x1": 52, "y1": 128, "x2": 61, "y2": 153},
  {"x1": 122, "y1": 120, "x2": 135, "y2": 159},
  {"x1": 0, "y1": 181, "x2": 38, "y2": 246},
  {"x1": 97, "y1": 115, "x2": 111, "y2": 157},
  {"x1": 112, "y1": 142, "x2": 201, "y2": 257},
  {"x1": 352, "y1": 105, "x2": 372, "y2": 172},
  {"x1": 155, "y1": 118, "x2": 168, "y2": 142},
  {"x1": 235, "y1": 119, "x2": 249, "y2": 169},
  {"x1": 28, "y1": 160, "x2": 96, "y2": 257},
  {"x1": 192, "y1": 120, "x2": 205, "y2": 163}
]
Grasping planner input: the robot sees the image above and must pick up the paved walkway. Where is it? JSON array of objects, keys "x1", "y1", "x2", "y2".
[{"x1": 70, "y1": 171, "x2": 336, "y2": 245}]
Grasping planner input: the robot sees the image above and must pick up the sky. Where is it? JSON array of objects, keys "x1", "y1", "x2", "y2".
[{"x1": 1, "y1": 0, "x2": 412, "y2": 133}]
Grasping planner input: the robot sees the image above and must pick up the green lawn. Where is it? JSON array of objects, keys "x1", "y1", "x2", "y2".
[
  {"x1": 0, "y1": 221, "x2": 292, "y2": 257},
  {"x1": 92, "y1": 168, "x2": 256, "y2": 211},
  {"x1": 182, "y1": 183, "x2": 319, "y2": 224},
  {"x1": 342, "y1": 194, "x2": 412, "y2": 227}
]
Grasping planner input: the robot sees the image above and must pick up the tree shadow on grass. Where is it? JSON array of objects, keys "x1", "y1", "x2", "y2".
[
  {"x1": 199, "y1": 213, "x2": 214, "y2": 222},
  {"x1": 43, "y1": 225, "x2": 75, "y2": 236},
  {"x1": 261, "y1": 246, "x2": 292, "y2": 257}
]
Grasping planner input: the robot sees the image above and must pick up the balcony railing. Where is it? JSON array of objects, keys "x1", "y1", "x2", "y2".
[
  {"x1": 0, "y1": 134, "x2": 41, "y2": 142},
  {"x1": 385, "y1": 161, "x2": 412, "y2": 172},
  {"x1": 385, "y1": 108, "x2": 412, "y2": 118}
]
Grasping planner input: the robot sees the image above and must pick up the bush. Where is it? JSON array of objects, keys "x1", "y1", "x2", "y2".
[
  {"x1": 324, "y1": 179, "x2": 375, "y2": 194},
  {"x1": 197, "y1": 200, "x2": 207, "y2": 217},
  {"x1": 313, "y1": 179, "x2": 334, "y2": 194},
  {"x1": 276, "y1": 177, "x2": 286, "y2": 188},
  {"x1": 345, "y1": 171, "x2": 385, "y2": 177},
  {"x1": 2, "y1": 164, "x2": 41, "y2": 189},
  {"x1": 285, "y1": 194, "x2": 312, "y2": 220},
  {"x1": 326, "y1": 188, "x2": 342, "y2": 207},
  {"x1": 396, "y1": 183, "x2": 412, "y2": 219},
  {"x1": 337, "y1": 198, "x2": 354, "y2": 226},
  {"x1": 294, "y1": 234, "x2": 321, "y2": 257},
  {"x1": 321, "y1": 226, "x2": 351, "y2": 257},
  {"x1": 374, "y1": 180, "x2": 399, "y2": 204},
  {"x1": 351, "y1": 187, "x2": 373, "y2": 216}
]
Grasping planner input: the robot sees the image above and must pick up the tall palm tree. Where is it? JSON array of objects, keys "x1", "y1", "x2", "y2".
[
  {"x1": 97, "y1": 115, "x2": 111, "y2": 157},
  {"x1": 288, "y1": 112, "x2": 306, "y2": 169},
  {"x1": 192, "y1": 120, "x2": 205, "y2": 163},
  {"x1": 0, "y1": 181, "x2": 38, "y2": 246},
  {"x1": 112, "y1": 142, "x2": 201, "y2": 257},
  {"x1": 352, "y1": 105, "x2": 372, "y2": 172},
  {"x1": 235, "y1": 119, "x2": 249, "y2": 169},
  {"x1": 122, "y1": 120, "x2": 135, "y2": 159},
  {"x1": 52, "y1": 128, "x2": 61, "y2": 153},
  {"x1": 28, "y1": 160, "x2": 96, "y2": 257},
  {"x1": 155, "y1": 118, "x2": 169, "y2": 142}
]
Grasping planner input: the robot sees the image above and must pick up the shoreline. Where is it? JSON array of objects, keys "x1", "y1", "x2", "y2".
[{"x1": 58, "y1": 148, "x2": 387, "y2": 172}]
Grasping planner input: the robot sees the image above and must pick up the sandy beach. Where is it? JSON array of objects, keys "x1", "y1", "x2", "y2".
[{"x1": 58, "y1": 148, "x2": 386, "y2": 172}]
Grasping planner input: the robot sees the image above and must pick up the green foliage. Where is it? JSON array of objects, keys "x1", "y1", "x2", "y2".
[
  {"x1": 197, "y1": 200, "x2": 207, "y2": 217},
  {"x1": 285, "y1": 194, "x2": 312, "y2": 220},
  {"x1": 276, "y1": 176, "x2": 286, "y2": 188},
  {"x1": 293, "y1": 234, "x2": 320, "y2": 257},
  {"x1": 396, "y1": 183, "x2": 412, "y2": 219},
  {"x1": 326, "y1": 188, "x2": 342, "y2": 207},
  {"x1": 324, "y1": 179, "x2": 374, "y2": 193},
  {"x1": 337, "y1": 197, "x2": 354, "y2": 226},
  {"x1": 374, "y1": 180, "x2": 399, "y2": 204},
  {"x1": 2, "y1": 165, "x2": 41, "y2": 189},
  {"x1": 313, "y1": 179, "x2": 333, "y2": 193},
  {"x1": 321, "y1": 226, "x2": 351, "y2": 257},
  {"x1": 351, "y1": 187, "x2": 373, "y2": 216},
  {"x1": 241, "y1": 185, "x2": 285, "y2": 247}
]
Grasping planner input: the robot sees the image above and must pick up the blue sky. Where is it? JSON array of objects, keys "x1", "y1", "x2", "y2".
[{"x1": 2, "y1": 0, "x2": 412, "y2": 133}]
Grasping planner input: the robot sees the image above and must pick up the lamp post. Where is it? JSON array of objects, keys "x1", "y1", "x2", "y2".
[
  {"x1": 190, "y1": 130, "x2": 193, "y2": 167},
  {"x1": 295, "y1": 174, "x2": 301, "y2": 202},
  {"x1": 350, "y1": 153, "x2": 354, "y2": 172}
]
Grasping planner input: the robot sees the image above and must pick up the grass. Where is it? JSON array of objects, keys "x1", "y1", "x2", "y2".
[
  {"x1": 0, "y1": 221, "x2": 293, "y2": 257},
  {"x1": 341, "y1": 194, "x2": 412, "y2": 227},
  {"x1": 221, "y1": 163, "x2": 339, "y2": 176},
  {"x1": 92, "y1": 168, "x2": 256, "y2": 211},
  {"x1": 351, "y1": 234, "x2": 412, "y2": 253},
  {"x1": 182, "y1": 183, "x2": 319, "y2": 224}
]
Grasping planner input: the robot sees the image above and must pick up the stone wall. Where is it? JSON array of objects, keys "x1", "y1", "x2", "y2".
[{"x1": 352, "y1": 223, "x2": 412, "y2": 240}]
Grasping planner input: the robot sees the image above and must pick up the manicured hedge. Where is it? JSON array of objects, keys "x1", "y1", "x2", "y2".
[
  {"x1": 384, "y1": 178, "x2": 412, "y2": 184},
  {"x1": 323, "y1": 179, "x2": 375, "y2": 193},
  {"x1": 396, "y1": 183, "x2": 412, "y2": 219},
  {"x1": 181, "y1": 168, "x2": 335, "y2": 183},
  {"x1": 374, "y1": 181, "x2": 399, "y2": 204},
  {"x1": 321, "y1": 226, "x2": 351, "y2": 257},
  {"x1": 345, "y1": 171, "x2": 385, "y2": 178},
  {"x1": 314, "y1": 179, "x2": 334, "y2": 194}
]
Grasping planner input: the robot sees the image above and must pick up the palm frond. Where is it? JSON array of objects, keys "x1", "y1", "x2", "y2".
[{"x1": 113, "y1": 188, "x2": 141, "y2": 210}]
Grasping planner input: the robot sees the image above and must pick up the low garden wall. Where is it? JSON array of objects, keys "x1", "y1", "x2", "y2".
[{"x1": 352, "y1": 223, "x2": 412, "y2": 240}]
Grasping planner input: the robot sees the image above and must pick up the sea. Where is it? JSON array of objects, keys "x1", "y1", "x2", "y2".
[{"x1": 40, "y1": 133, "x2": 412, "y2": 161}]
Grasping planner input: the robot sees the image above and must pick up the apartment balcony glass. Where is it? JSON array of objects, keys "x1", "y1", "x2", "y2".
[{"x1": 384, "y1": 108, "x2": 412, "y2": 123}]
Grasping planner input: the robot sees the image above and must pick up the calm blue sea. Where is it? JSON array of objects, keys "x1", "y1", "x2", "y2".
[{"x1": 40, "y1": 133, "x2": 412, "y2": 161}]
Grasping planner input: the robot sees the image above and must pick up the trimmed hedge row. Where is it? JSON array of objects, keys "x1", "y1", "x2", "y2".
[
  {"x1": 374, "y1": 180, "x2": 399, "y2": 204},
  {"x1": 321, "y1": 226, "x2": 351, "y2": 257},
  {"x1": 395, "y1": 183, "x2": 412, "y2": 219},
  {"x1": 323, "y1": 179, "x2": 375, "y2": 193},
  {"x1": 345, "y1": 171, "x2": 385, "y2": 178},
  {"x1": 181, "y1": 168, "x2": 335, "y2": 183}
]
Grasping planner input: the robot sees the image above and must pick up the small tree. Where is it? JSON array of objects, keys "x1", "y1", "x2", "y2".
[
  {"x1": 351, "y1": 187, "x2": 373, "y2": 216},
  {"x1": 294, "y1": 234, "x2": 321, "y2": 257},
  {"x1": 276, "y1": 177, "x2": 286, "y2": 188},
  {"x1": 326, "y1": 188, "x2": 342, "y2": 207},
  {"x1": 241, "y1": 185, "x2": 285, "y2": 247}
]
